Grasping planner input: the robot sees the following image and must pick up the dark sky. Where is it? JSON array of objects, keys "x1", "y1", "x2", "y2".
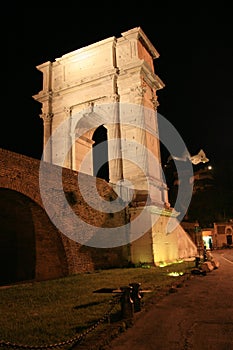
[{"x1": 5, "y1": 4, "x2": 233, "y2": 166}]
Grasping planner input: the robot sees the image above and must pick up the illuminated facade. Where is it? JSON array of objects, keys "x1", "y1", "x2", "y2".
[
  {"x1": 33, "y1": 27, "x2": 168, "y2": 205},
  {"x1": 33, "y1": 27, "x2": 197, "y2": 264}
]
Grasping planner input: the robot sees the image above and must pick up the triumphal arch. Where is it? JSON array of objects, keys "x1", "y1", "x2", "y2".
[{"x1": 33, "y1": 27, "x2": 196, "y2": 264}]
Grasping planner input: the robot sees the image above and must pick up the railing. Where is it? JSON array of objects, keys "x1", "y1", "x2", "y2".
[{"x1": 0, "y1": 282, "x2": 149, "y2": 349}]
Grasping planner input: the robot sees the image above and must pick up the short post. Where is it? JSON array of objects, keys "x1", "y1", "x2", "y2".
[
  {"x1": 120, "y1": 286, "x2": 134, "y2": 325},
  {"x1": 195, "y1": 256, "x2": 200, "y2": 268},
  {"x1": 129, "y1": 282, "x2": 142, "y2": 312}
]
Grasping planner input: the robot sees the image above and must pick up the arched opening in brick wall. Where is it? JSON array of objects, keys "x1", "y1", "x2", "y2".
[
  {"x1": 0, "y1": 188, "x2": 69, "y2": 286},
  {"x1": 0, "y1": 189, "x2": 36, "y2": 285},
  {"x1": 92, "y1": 125, "x2": 109, "y2": 182}
]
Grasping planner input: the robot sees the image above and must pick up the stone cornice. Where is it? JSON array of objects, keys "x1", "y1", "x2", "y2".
[
  {"x1": 55, "y1": 36, "x2": 117, "y2": 63},
  {"x1": 149, "y1": 205, "x2": 180, "y2": 218},
  {"x1": 140, "y1": 62, "x2": 165, "y2": 90},
  {"x1": 118, "y1": 60, "x2": 165, "y2": 91},
  {"x1": 121, "y1": 27, "x2": 160, "y2": 59}
]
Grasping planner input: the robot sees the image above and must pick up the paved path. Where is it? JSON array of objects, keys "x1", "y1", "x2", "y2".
[{"x1": 105, "y1": 250, "x2": 233, "y2": 350}]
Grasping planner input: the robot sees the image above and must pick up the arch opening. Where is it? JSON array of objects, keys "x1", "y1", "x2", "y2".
[
  {"x1": 0, "y1": 189, "x2": 36, "y2": 285},
  {"x1": 92, "y1": 125, "x2": 109, "y2": 182}
]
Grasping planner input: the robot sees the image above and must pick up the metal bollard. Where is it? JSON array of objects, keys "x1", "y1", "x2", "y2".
[
  {"x1": 129, "y1": 282, "x2": 142, "y2": 312},
  {"x1": 120, "y1": 286, "x2": 134, "y2": 322},
  {"x1": 195, "y1": 256, "x2": 200, "y2": 268}
]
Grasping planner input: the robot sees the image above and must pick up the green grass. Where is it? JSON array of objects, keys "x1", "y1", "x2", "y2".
[{"x1": 0, "y1": 261, "x2": 194, "y2": 348}]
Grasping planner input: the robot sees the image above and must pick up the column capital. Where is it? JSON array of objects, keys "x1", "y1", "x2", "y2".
[
  {"x1": 110, "y1": 93, "x2": 120, "y2": 103},
  {"x1": 150, "y1": 97, "x2": 160, "y2": 110},
  {"x1": 131, "y1": 85, "x2": 147, "y2": 98},
  {"x1": 40, "y1": 113, "x2": 53, "y2": 123},
  {"x1": 63, "y1": 106, "x2": 71, "y2": 116}
]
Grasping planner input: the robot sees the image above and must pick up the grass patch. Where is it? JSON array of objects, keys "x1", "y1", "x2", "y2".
[{"x1": 0, "y1": 261, "x2": 194, "y2": 348}]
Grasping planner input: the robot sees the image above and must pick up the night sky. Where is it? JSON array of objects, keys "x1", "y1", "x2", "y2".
[{"x1": 5, "y1": 4, "x2": 233, "y2": 167}]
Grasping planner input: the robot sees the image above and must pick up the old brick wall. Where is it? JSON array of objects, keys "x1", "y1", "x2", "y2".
[{"x1": 0, "y1": 148, "x2": 129, "y2": 285}]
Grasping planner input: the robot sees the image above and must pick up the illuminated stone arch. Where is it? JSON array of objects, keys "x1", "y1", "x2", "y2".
[{"x1": 31, "y1": 27, "x2": 198, "y2": 266}]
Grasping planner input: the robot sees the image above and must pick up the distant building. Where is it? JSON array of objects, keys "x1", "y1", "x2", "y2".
[
  {"x1": 181, "y1": 220, "x2": 233, "y2": 251},
  {"x1": 200, "y1": 221, "x2": 233, "y2": 250},
  {"x1": 212, "y1": 221, "x2": 233, "y2": 248}
]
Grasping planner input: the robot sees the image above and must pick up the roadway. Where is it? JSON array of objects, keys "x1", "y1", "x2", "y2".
[{"x1": 106, "y1": 249, "x2": 233, "y2": 350}]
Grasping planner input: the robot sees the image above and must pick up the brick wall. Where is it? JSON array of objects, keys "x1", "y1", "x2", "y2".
[{"x1": 0, "y1": 148, "x2": 129, "y2": 284}]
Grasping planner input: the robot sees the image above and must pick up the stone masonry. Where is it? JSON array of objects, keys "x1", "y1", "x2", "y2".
[
  {"x1": 0, "y1": 148, "x2": 129, "y2": 285},
  {"x1": 32, "y1": 27, "x2": 197, "y2": 266},
  {"x1": 0, "y1": 28, "x2": 197, "y2": 285}
]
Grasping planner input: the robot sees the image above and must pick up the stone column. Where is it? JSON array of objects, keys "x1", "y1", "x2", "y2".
[
  {"x1": 107, "y1": 95, "x2": 123, "y2": 185},
  {"x1": 40, "y1": 113, "x2": 53, "y2": 162},
  {"x1": 63, "y1": 107, "x2": 72, "y2": 169},
  {"x1": 151, "y1": 96, "x2": 170, "y2": 207},
  {"x1": 70, "y1": 121, "x2": 76, "y2": 171}
]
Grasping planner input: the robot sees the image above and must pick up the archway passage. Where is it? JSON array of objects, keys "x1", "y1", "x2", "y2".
[
  {"x1": 0, "y1": 189, "x2": 36, "y2": 285},
  {"x1": 92, "y1": 125, "x2": 109, "y2": 182}
]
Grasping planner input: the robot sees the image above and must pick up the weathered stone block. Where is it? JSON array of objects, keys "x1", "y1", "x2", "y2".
[{"x1": 201, "y1": 261, "x2": 214, "y2": 272}]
